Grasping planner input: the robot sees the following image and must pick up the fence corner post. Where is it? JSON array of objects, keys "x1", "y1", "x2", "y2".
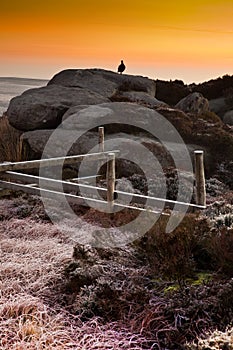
[{"x1": 194, "y1": 150, "x2": 206, "y2": 207}]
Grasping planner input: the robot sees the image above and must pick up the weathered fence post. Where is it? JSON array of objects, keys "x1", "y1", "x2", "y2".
[
  {"x1": 98, "y1": 127, "x2": 105, "y2": 179},
  {"x1": 106, "y1": 152, "x2": 115, "y2": 212},
  {"x1": 194, "y1": 150, "x2": 206, "y2": 207},
  {"x1": 98, "y1": 127, "x2": 104, "y2": 153}
]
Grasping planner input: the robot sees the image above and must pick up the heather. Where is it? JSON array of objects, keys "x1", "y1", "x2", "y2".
[
  {"x1": 0, "y1": 189, "x2": 233, "y2": 349},
  {"x1": 0, "y1": 115, "x2": 23, "y2": 163}
]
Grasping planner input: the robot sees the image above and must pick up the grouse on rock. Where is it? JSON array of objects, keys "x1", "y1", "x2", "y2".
[{"x1": 117, "y1": 60, "x2": 126, "y2": 74}]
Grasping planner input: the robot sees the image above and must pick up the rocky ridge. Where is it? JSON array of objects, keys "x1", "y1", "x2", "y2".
[{"x1": 5, "y1": 69, "x2": 233, "y2": 186}]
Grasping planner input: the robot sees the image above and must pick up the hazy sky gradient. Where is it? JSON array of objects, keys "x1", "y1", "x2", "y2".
[{"x1": 0, "y1": 0, "x2": 232, "y2": 83}]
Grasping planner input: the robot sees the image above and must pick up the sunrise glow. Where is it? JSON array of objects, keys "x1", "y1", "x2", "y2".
[{"x1": 0, "y1": 0, "x2": 232, "y2": 83}]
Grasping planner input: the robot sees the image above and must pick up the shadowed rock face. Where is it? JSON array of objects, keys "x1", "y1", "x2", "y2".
[{"x1": 7, "y1": 85, "x2": 108, "y2": 131}]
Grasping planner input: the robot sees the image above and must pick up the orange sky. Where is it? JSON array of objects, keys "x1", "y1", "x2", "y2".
[{"x1": 0, "y1": 0, "x2": 232, "y2": 83}]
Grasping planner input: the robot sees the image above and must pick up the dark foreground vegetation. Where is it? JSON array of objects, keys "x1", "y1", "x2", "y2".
[
  {"x1": 156, "y1": 74, "x2": 233, "y2": 105},
  {"x1": 0, "y1": 184, "x2": 232, "y2": 349}
]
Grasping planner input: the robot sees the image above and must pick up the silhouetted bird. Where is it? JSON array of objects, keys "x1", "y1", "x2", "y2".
[{"x1": 117, "y1": 60, "x2": 126, "y2": 74}]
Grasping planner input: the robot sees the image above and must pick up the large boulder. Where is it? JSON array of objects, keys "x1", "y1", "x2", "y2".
[
  {"x1": 209, "y1": 97, "x2": 229, "y2": 118},
  {"x1": 6, "y1": 69, "x2": 157, "y2": 132},
  {"x1": 21, "y1": 102, "x2": 218, "y2": 179},
  {"x1": 22, "y1": 129, "x2": 99, "y2": 159},
  {"x1": 22, "y1": 126, "x2": 213, "y2": 185},
  {"x1": 48, "y1": 68, "x2": 156, "y2": 97},
  {"x1": 7, "y1": 85, "x2": 108, "y2": 131},
  {"x1": 223, "y1": 110, "x2": 233, "y2": 125},
  {"x1": 21, "y1": 128, "x2": 198, "y2": 178},
  {"x1": 21, "y1": 102, "x2": 196, "y2": 178},
  {"x1": 23, "y1": 102, "x2": 174, "y2": 158},
  {"x1": 175, "y1": 92, "x2": 209, "y2": 114},
  {"x1": 61, "y1": 102, "x2": 173, "y2": 137}
]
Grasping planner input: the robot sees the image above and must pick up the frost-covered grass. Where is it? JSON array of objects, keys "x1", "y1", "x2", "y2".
[
  {"x1": 0, "y1": 193, "x2": 233, "y2": 349},
  {"x1": 0, "y1": 197, "x2": 148, "y2": 349}
]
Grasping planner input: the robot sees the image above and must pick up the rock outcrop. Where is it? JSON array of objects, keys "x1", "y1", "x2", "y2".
[
  {"x1": 21, "y1": 102, "x2": 216, "y2": 178},
  {"x1": 48, "y1": 68, "x2": 156, "y2": 97},
  {"x1": 175, "y1": 92, "x2": 209, "y2": 114},
  {"x1": 5, "y1": 69, "x2": 233, "y2": 187},
  {"x1": 22, "y1": 102, "x2": 179, "y2": 176},
  {"x1": 61, "y1": 102, "x2": 167, "y2": 134},
  {"x1": 7, "y1": 69, "x2": 158, "y2": 132}
]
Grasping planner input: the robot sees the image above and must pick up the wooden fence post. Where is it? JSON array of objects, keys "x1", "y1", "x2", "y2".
[
  {"x1": 106, "y1": 152, "x2": 115, "y2": 211},
  {"x1": 194, "y1": 150, "x2": 206, "y2": 207},
  {"x1": 98, "y1": 127, "x2": 104, "y2": 153},
  {"x1": 98, "y1": 127, "x2": 105, "y2": 179}
]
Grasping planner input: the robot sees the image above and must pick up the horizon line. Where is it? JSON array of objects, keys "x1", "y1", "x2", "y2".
[{"x1": 0, "y1": 70, "x2": 232, "y2": 86}]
